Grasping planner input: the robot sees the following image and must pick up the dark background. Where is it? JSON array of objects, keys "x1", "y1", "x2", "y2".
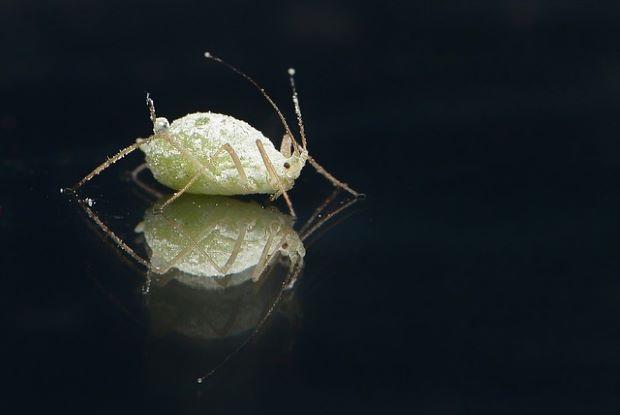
[{"x1": 3, "y1": 1, "x2": 620, "y2": 414}]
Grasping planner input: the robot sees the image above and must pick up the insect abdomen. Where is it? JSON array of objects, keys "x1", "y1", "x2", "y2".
[{"x1": 140, "y1": 112, "x2": 288, "y2": 195}]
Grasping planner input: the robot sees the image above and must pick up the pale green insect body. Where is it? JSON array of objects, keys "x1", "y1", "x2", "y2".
[
  {"x1": 71, "y1": 54, "x2": 361, "y2": 215},
  {"x1": 139, "y1": 112, "x2": 308, "y2": 196}
]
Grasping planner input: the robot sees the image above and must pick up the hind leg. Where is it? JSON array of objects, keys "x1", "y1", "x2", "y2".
[{"x1": 72, "y1": 140, "x2": 151, "y2": 190}]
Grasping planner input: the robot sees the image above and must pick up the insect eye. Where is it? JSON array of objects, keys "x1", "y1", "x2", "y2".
[
  {"x1": 283, "y1": 162, "x2": 291, "y2": 169},
  {"x1": 282, "y1": 242, "x2": 289, "y2": 249}
]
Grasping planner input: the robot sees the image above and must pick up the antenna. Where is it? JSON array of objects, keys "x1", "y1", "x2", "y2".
[
  {"x1": 287, "y1": 68, "x2": 308, "y2": 150},
  {"x1": 204, "y1": 51, "x2": 302, "y2": 153},
  {"x1": 146, "y1": 92, "x2": 156, "y2": 126}
]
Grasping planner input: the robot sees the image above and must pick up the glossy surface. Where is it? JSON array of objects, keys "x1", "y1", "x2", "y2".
[{"x1": 4, "y1": 2, "x2": 620, "y2": 414}]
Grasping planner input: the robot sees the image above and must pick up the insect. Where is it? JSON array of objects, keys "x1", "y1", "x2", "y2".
[{"x1": 73, "y1": 51, "x2": 362, "y2": 216}]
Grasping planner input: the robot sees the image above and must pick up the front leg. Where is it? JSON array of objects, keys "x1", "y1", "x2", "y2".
[{"x1": 255, "y1": 139, "x2": 296, "y2": 218}]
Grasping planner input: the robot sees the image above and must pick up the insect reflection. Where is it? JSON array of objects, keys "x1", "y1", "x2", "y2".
[
  {"x1": 76, "y1": 177, "x2": 358, "y2": 383},
  {"x1": 137, "y1": 194, "x2": 305, "y2": 286}
]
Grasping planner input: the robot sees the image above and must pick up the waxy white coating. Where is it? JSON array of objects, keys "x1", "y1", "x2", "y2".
[{"x1": 140, "y1": 112, "x2": 307, "y2": 196}]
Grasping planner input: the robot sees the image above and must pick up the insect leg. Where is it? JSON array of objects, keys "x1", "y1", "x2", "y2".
[
  {"x1": 156, "y1": 143, "x2": 251, "y2": 213},
  {"x1": 255, "y1": 139, "x2": 296, "y2": 218},
  {"x1": 78, "y1": 200, "x2": 150, "y2": 268},
  {"x1": 220, "y1": 143, "x2": 250, "y2": 188},
  {"x1": 72, "y1": 139, "x2": 150, "y2": 190},
  {"x1": 156, "y1": 214, "x2": 225, "y2": 274},
  {"x1": 252, "y1": 229, "x2": 276, "y2": 282},
  {"x1": 156, "y1": 171, "x2": 203, "y2": 212},
  {"x1": 131, "y1": 163, "x2": 164, "y2": 200},
  {"x1": 154, "y1": 134, "x2": 220, "y2": 213},
  {"x1": 307, "y1": 155, "x2": 363, "y2": 197},
  {"x1": 299, "y1": 188, "x2": 341, "y2": 235},
  {"x1": 70, "y1": 93, "x2": 156, "y2": 191},
  {"x1": 300, "y1": 193, "x2": 359, "y2": 243},
  {"x1": 220, "y1": 224, "x2": 247, "y2": 274}
]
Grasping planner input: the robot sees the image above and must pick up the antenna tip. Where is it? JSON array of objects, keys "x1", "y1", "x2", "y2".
[
  {"x1": 204, "y1": 51, "x2": 212, "y2": 58},
  {"x1": 288, "y1": 68, "x2": 296, "y2": 76}
]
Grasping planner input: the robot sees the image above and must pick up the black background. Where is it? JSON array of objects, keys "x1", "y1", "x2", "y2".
[{"x1": 4, "y1": 1, "x2": 620, "y2": 414}]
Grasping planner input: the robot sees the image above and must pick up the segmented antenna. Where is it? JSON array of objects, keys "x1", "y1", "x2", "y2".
[
  {"x1": 287, "y1": 68, "x2": 308, "y2": 151},
  {"x1": 204, "y1": 51, "x2": 302, "y2": 153}
]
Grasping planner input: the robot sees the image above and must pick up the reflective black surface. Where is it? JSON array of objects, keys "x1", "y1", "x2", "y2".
[{"x1": 4, "y1": 2, "x2": 620, "y2": 414}]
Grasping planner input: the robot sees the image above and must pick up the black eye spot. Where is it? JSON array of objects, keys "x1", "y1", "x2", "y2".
[
  {"x1": 282, "y1": 243, "x2": 289, "y2": 249},
  {"x1": 283, "y1": 162, "x2": 291, "y2": 169}
]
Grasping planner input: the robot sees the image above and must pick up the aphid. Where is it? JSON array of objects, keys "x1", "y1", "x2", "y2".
[{"x1": 73, "y1": 52, "x2": 362, "y2": 216}]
